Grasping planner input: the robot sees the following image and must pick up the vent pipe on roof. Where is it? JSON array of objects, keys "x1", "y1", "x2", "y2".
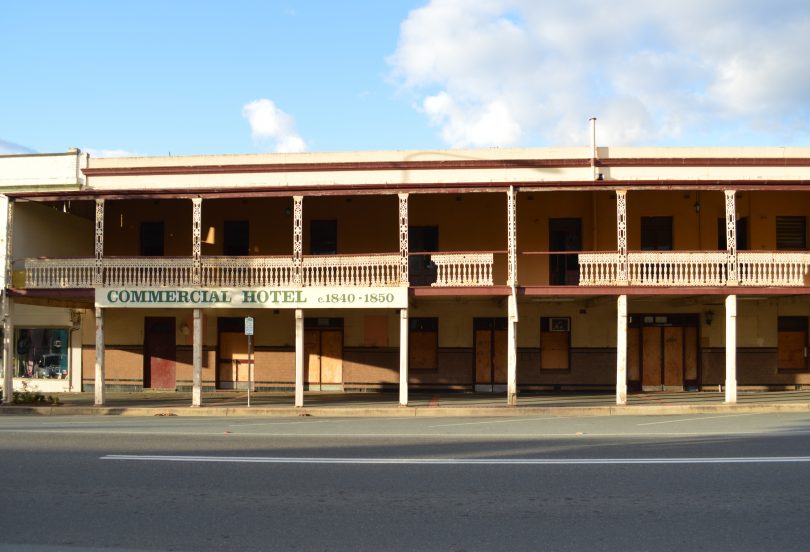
[{"x1": 589, "y1": 117, "x2": 600, "y2": 182}]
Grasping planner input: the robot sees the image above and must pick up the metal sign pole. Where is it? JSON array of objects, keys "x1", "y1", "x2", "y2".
[
  {"x1": 247, "y1": 334, "x2": 252, "y2": 408},
  {"x1": 244, "y1": 316, "x2": 254, "y2": 408}
]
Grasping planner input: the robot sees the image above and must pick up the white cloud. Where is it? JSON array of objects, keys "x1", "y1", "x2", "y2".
[
  {"x1": 0, "y1": 139, "x2": 35, "y2": 154},
  {"x1": 242, "y1": 99, "x2": 307, "y2": 153},
  {"x1": 389, "y1": 0, "x2": 810, "y2": 147}
]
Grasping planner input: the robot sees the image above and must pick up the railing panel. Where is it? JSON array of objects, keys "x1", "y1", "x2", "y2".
[
  {"x1": 202, "y1": 256, "x2": 295, "y2": 287},
  {"x1": 739, "y1": 252, "x2": 810, "y2": 286},
  {"x1": 103, "y1": 257, "x2": 194, "y2": 287},
  {"x1": 578, "y1": 253, "x2": 619, "y2": 286},
  {"x1": 430, "y1": 253, "x2": 494, "y2": 287},
  {"x1": 302, "y1": 254, "x2": 401, "y2": 287},
  {"x1": 628, "y1": 252, "x2": 727, "y2": 286},
  {"x1": 24, "y1": 258, "x2": 95, "y2": 288}
]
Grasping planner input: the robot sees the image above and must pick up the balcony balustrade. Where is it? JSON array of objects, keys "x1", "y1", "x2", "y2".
[
  {"x1": 301, "y1": 253, "x2": 402, "y2": 287},
  {"x1": 201, "y1": 256, "x2": 295, "y2": 287},
  {"x1": 20, "y1": 249, "x2": 810, "y2": 289},
  {"x1": 430, "y1": 253, "x2": 494, "y2": 287},
  {"x1": 738, "y1": 252, "x2": 810, "y2": 286}
]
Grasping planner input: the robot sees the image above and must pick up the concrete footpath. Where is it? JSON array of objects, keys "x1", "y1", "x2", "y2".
[{"x1": 4, "y1": 389, "x2": 810, "y2": 417}]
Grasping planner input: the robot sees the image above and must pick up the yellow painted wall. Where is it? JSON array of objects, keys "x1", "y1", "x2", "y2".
[{"x1": 105, "y1": 199, "x2": 192, "y2": 256}]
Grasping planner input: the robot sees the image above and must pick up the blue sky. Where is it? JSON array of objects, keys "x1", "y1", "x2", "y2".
[{"x1": 3, "y1": 0, "x2": 810, "y2": 157}]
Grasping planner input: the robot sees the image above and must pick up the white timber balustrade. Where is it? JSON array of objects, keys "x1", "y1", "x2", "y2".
[
  {"x1": 103, "y1": 257, "x2": 195, "y2": 287},
  {"x1": 627, "y1": 252, "x2": 727, "y2": 286},
  {"x1": 738, "y1": 252, "x2": 810, "y2": 286},
  {"x1": 24, "y1": 258, "x2": 96, "y2": 288},
  {"x1": 201, "y1": 256, "x2": 296, "y2": 287},
  {"x1": 578, "y1": 253, "x2": 619, "y2": 286},
  {"x1": 430, "y1": 253, "x2": 494, "y2": 287},
  {"x1": 302, "y1": 254, "x2": 401, "y2": 286}
]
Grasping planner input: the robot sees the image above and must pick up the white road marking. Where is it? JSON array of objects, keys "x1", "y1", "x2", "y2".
[
  {"x1": 102, "y1": 454, "x2": 810, "y2": 465},
  {"x1": 430, "y1": 416, "x2": 576, "y2": 428},
  {"x1": 636, "y1": 413, "x2": 760, "y2": 426}
]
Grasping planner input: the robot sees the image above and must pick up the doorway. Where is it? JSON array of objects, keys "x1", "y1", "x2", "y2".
[
  {"x1": 217, "y1": 317, "x2": 250, "y2": 389},
  {"x1": 144, "y1": 317, "x2": 176, "y2": 389},
  {"x1": 778, "y1": 317, "x2": 808, "y2": 371},
  {"x1": 304, "y1": 318, "x2": 343, "y2": 390},
  {"x1": 473, "y1": 318, "x2": 508, "y2": 392},
  {"x1": 628, "y1": 314, "x2": 699, "y2": 391},
  {"x1": 409, "y1": 226, "x2": 438, "y2": 286},
  {"x1": 549, "y1": 218, "x2": 581, "y2": 285}
]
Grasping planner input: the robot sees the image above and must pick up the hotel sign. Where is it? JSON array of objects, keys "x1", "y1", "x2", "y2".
[{"x1": 95, "y1": 287, "x2": 408, "y2": 309}]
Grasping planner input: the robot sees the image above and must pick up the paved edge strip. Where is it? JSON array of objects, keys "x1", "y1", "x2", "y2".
[{"x1": 1, "y1": 403, "x2": 810, "y2": 417}]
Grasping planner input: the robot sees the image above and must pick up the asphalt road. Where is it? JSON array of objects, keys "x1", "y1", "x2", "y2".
[{"x1": 2, "y1": 413, "x2": 810, "y2": 551}]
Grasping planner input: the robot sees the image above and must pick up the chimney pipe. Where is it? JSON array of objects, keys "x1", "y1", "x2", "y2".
[{"x1": 589, "y1": 117, "x2": 598, "y2": 181}]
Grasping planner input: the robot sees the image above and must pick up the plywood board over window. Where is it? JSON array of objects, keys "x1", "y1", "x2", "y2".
[
  {"x1": 540, "y1": 317, "x2": 570, "y2": 370},
  {"x1": 409, "y1": 317, "x2": 438, "y2": 371},
  {"x1": 364, "y1": 315, "x2": 389, "y2": 348}
]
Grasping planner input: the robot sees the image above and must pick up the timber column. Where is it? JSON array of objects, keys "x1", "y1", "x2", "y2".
[
  {"x1": 95, "y1": 308, "x2": 105, "y2": 405},
  {"x1": 616, "y1": 190, "x2": 628, "y2": 284},
  {"x1": 94, "y1": 199, "x2": 106, "y2": 405},
  {"x1": 295, "y1": 309, "x2": 304, "y2": 407},
  {"x1": 191, "y1": 198, "x2": 203, "y2": 407},
  {"x1": 1, "y1": 196, "x2": 12, "y2": 404},
  {"x1": 506, "y1": 186, "x2": 518, "y2": 406},
  {"x1": 725, "y1": 295, "x2": 737, "y2": 404},
  {"x1": 400, "y1": 309, "x2": 408, "y2": 406},
  {"x1": 616, "y1": 295, "x2": 628, "y2": 405},
  {"x1": 192, "y1": 309, "x2": 203, "y2": 407},
  {"x1": 399, "y1": 193, "x2": 409, "y2": 406}
]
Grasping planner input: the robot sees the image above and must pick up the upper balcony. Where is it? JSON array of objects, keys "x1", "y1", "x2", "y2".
[{"x1": 10, "y1": 190, "x2": 810, "y2": 291}]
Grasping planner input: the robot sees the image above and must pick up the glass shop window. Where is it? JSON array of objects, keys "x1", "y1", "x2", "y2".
[{"x1": 14, "y1": 328, "x2": 69, "y2": 379}]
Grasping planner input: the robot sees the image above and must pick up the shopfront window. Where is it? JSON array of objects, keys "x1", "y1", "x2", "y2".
[{"x1": 15, "y1": 328, "x2": 69, "y2": 379}]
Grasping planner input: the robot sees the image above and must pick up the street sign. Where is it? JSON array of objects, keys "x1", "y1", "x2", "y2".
[{"x1": 244, "y1": 316, "x2": 254, "y2": 336}]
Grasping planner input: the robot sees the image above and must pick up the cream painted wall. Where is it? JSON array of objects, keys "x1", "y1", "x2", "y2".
[{"x1": 13, "y1": 202, "x2": 94, "y2": 260}]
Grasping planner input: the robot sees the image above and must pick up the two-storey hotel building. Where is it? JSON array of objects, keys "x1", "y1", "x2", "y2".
[{"x1": 1, "y1": 142, "x2": 809, "y2": 406}]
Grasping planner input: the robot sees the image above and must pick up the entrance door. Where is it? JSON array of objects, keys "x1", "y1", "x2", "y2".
[
  {"x1": 629, "y1": 315, "x2": 699, "y2": 391},
  {"x1": 778, "y1": 317, "x2": 808, "y2": 371},
  {"x1": 474, "y1": 318, "x2": 508, "y2": 392},
  {"x1": 217, "y1": 318, "x2": 249, "y2": 389},
  {"x1": 409, "y1": 226, "x2": 439, "y2": 286},
  {"x1": 549, "y1": 218, "x2": 581, "y2": 285},
  {"x1": 144, "y1": 317, "x2": 176, "y2": 389},
  {"x1": 304, "y1": 319, "x2": 343, "y2": 390}
]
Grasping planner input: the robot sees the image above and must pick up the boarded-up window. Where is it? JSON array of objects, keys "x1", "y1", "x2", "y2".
[
  {"x1": 540, "y1": 317, "x2": 570, "y2": 370},
  {"x1": 364, "y1": 316, "x2": 389, "y2": 347},
  {"x1": 409, "y1": 318, "x2": 438, "y2": 371},
  {"x1": 776, "y1": 216, "x2": 807, "y2": 250}
]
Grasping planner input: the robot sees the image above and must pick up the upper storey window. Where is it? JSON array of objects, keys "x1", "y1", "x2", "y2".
[
  {"x1": 223, "y1": 220, "x2": 249, "y2": 256},
  {"x1": 140, "y1": 222, "x2": 164, "y2": 256},
  {"x1": 310, "y1": 220, "x2": 337, "y2": 255},
  {"x1": 640, "y1": 217, "x2": 673, "y2": 251},
  {"x1": 776, "y1": 216, "x2": 806, "y2": 250}
]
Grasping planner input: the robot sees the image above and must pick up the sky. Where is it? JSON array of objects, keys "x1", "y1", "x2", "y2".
[{"x1": 2, "y1": 0, "x2": 810, "y2": 157}]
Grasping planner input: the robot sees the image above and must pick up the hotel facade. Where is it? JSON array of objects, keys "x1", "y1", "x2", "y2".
[{"x1": 1, "y1": 139, "x2": 809, "y2": 407}]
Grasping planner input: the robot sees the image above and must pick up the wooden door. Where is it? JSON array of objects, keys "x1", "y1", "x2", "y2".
[
  {"x1": 304, "y1": 329, "x2": 321, "y2": 384},
  {"x1": 144, "y1": 317, "x2": 176, "y2": 389},
  {"x1": 663, "y1": 327, "x2": 684, "y2": 388},
  {"x1": 304, "y1": 329, "x2": 343, "y2": 385},
  {"x1": 320, "y1": 330, "x2": 343, "y2": 384},
  {"x1": 684, "y1": 326, "x2": 699, "y2": 385},
  {"x1": 475, "y1": 330, "x2": 492, "y2": 385},
  {"x1": 778, "y1": 317, "x2": 808, "y2": 370},
  {"x1": 493, "y1": 330, "x2": 508, "y2": 384},
  {"x1": 641, "y1": 326, "x2": 662, "y2": 389},
  {"x1": 627, "y1": 327, "x2": 641, "y2": 386}
]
